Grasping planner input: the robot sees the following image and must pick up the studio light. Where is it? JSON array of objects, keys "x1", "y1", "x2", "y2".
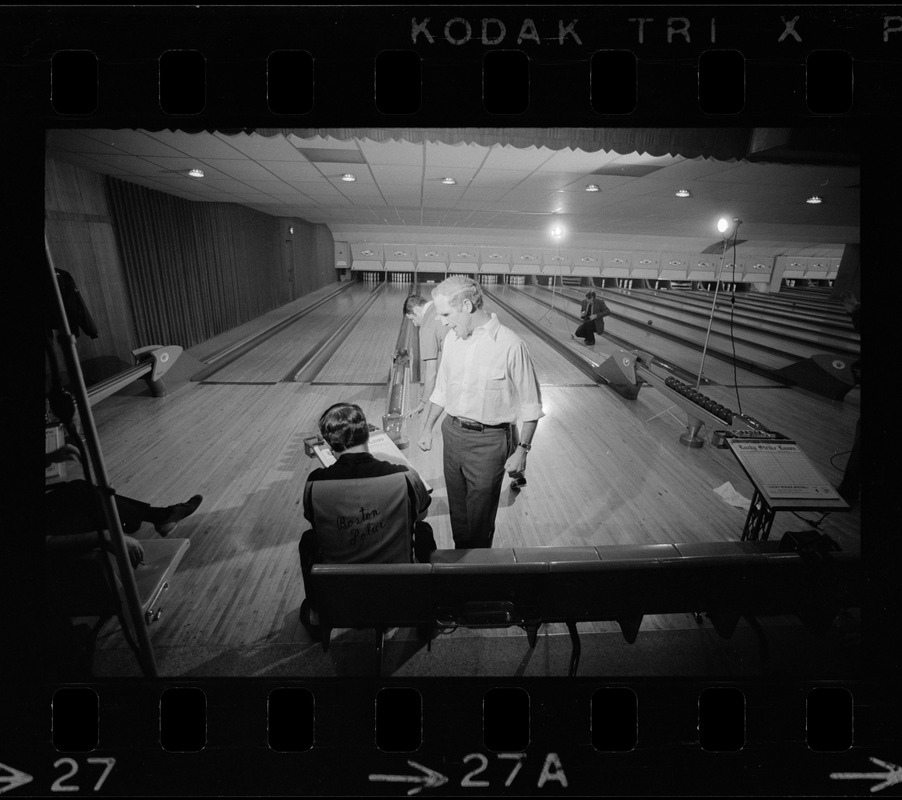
[{"x1": 550, "y1": 224, "x2": 565, "y2": 239}]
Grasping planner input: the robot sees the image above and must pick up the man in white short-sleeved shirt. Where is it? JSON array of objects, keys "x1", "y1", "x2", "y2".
[{"x1": 417, "y1": 276, "x2": 543, "y2": 548}]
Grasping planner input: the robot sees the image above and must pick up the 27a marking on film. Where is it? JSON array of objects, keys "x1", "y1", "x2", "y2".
[{"x1": 369, "y1": 752, "x2": 567, "y2": 794}]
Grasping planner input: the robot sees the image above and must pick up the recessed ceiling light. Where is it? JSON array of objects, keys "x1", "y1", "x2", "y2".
[
  {"x1": 675, "y1": 189, "x2": 691, "y2": 198},
  {"x1": 806, "y1": 195, "x2": 823, "y2": 204},
  {"x1": 341, "y1": 173, "x2": 356, "y2": 182},
  {"x1": 585, "y1": 184, "x2": 599, "y2": 192},
  {"x1": 441, "y1": 177, "x2": 456, "y2": 185},
  {"x1": 188, "y1": 168, "x2": 205, "y2": 178}
]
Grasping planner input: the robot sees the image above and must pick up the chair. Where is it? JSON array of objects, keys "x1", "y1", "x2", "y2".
[{"x1": 48, "y1": 538, "x2": 190, "y2": 667}]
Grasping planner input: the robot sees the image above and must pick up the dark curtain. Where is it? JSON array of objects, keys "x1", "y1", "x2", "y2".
[
  {"x1": 104, "y1": 177, "x2": 285, "y2": 349},
  {"x1": 249, "y1": 127, "x2": 754, "y2": 161}
]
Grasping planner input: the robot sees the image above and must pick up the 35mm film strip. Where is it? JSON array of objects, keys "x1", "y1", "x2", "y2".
[{"x1": 4, "y1": 3, "x2": 900, "y2": 797}]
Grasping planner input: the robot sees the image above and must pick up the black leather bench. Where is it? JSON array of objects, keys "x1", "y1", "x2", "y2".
[{"x1": 309, "y1": 538, "x2": 861, "y2": 676}]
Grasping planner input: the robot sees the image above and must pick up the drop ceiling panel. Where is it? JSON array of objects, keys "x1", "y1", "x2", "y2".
[
  {"x1": 371, "y1": 164, "x2": 423, "y2": 183},
  {"x1": 214, "y1": 132, "x2": 302, "y2": 160},
  {"x1": 141, "y1": 157, "x2": 232, "y2": 180},
  {"x1": 257, "y1": 161, "x2": 323, "y2": 181},
  {"x1": 359, "y1": 138, "x2": 424, "y2": 166},
  {"x1": 425, "y1": 141, "x2": 490, "y2": 168},
  {"x1": 144, "y1": 129, "x2": 244, "y2": 159},
  {"x1": 294, "y1": 147, "x2": 367, "y2": 164},
  {"x1": 424, "y1": 166, "x2": 479, "y2": 183},
  {"x1": 91, "y1": 155, "x2": 182, "y2": 176},
  {"x1": 536, "y1": 148, "x2": 621, "y2": 172},
  {"x1": 321, "y1": 164, "x2": 377, "y2": 181},
  {"x1": 482, "y1": 145, "x2": 553, "y2": 171},
  {"x1": 46, "y1": 129, "x2": 127, "y2": 155},
  {"x1": 200, "y1": 158, "x2": 285, "y2": 180},
  {"x1": 81, "y1": 129, "x2": 189, "y2": 157}
]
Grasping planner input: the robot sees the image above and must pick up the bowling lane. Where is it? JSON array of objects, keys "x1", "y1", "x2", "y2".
[
  {"x1": 592, "y1": 289, "x2": 857, "y2": 360},
  {"x1": 504, "y1": 284, "x2": 781, "y2": 390},
  {"x1": 206, "y1": 283, "x2": 376, "y2": 383},
  {"x1": 313, "y1": 283, "x2": 411, "y2": 384}
]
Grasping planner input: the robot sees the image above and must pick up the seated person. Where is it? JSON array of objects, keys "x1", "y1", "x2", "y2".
[
  {"x1": 45, "y1": 444, "x2": 203, "y2": 568},
  {"x1": 298, "y1": 402, "x2": 435, "y2": 640}
]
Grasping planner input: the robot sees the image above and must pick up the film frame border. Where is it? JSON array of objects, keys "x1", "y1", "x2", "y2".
[{"x1": 4, "y1": 3, "x2": 900, "y2": 797}]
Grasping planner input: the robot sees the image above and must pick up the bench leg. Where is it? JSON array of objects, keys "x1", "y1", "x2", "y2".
[
  {"x1": 374, "y1": 627, "x2": 385, "y2": 676},
  {"x1": 566, "y1": 621, "x2": 581, "y2": 677},
  {"x1": 526, "y1": 624, "x2": 539, "y2": 648}
]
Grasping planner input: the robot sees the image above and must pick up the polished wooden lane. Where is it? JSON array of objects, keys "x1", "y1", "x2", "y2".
[
  {"x1": 203, "y1": 283, "x2": 375, "y2": 383},
  {"x1": 598, "y1": 288, "x2": 859, "y2": 353},
  {"x1": 544, "y1": 285, "x2": 858, "y2": 367},
  {"x1": 314, "y1": 283, "x2": 410, "y2": 384}
]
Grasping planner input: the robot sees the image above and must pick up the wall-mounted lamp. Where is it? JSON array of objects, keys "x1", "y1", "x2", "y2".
[
  {"x1": 188, "y1": 168, "x2": 205, "y2": 178},
  {"x1": 585, "y1": 184, "x2": 600, "y2": 192},
  {"x1": 441, "y1": 177, "x2": 457, "y2": 185},
  {"x1": 675, "y1": 189, "x2": 691, "y2": 198},
  {"x1": 341, "y1": 173, "x2": 356, "y2": 182},
  {"x1": 806, "y1": 196, "x2": 823, "y2": 204}
]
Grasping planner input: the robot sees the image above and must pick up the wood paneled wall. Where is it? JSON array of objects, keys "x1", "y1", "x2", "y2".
[
  {"x1": 45, "y1": 160, "x2": 337, "y2": 385},
  {"x1": 281, "y1": 218, "x2": 338, "y2": 299},
  {"x1": 45, "y1": 158, "x2": 138, "y2": 386}
]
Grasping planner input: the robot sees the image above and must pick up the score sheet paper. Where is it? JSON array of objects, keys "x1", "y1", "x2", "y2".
[{"x1": 730, "y1": 440, "x2": 841, "y2": 500}]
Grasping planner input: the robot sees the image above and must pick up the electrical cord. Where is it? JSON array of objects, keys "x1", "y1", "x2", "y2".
[
  {"x1": 791, "y1": 511, "x2": 831, "y2": 527},
  {"x1": 728, "y1": 231, "x2": 744, "y2": 417},
  {"x1": 830, "y1": 449, "x2": 852, "y2": 470}
]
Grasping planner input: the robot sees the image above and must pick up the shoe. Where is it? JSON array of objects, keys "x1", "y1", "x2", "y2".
[
  {"x1": 299, "y1": 600, "x2": 322, "y2": 642},
  {"x1": 155, "y1": 494, "x2": 203, "y2": 536},
  {"x1": 582, "y1": 340, "x2": 595, "y2": 346}
]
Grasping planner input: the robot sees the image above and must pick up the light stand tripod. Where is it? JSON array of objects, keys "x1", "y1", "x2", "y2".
[
  {"x1": 536, "y1": 272, "x2": 561, "y2": 327},
  {"x1": 695, "y1": 219, "x2": 741, "y2": 390}
]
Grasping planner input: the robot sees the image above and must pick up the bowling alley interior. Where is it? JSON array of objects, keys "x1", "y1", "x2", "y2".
[{"x1": 38, "y1": 126, "x2": 874, "y2": 680}]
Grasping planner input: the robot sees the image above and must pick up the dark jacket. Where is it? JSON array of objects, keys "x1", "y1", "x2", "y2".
[
  {"x1": 580, "y1": 296, "x2": 611, "y2": 334},
  {"x1": 49, "y1": 269, "x2": 99, "y2": 339}
]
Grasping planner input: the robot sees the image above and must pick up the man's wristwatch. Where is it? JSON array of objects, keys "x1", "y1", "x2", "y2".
[{"x1": 518, "y1": 442, "x2": 532, "y2": 451}]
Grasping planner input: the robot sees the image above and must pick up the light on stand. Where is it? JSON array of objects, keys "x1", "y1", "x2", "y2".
[
  {"x1": 538, "y1": 223, "x2": 567, "y2": 326},
  {"x1": 696, "y1": 216, "x2": 743, "y2": 390}
]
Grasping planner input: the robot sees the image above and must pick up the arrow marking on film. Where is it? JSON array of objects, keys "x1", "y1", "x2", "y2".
[
  {"x1": 830, "y1": 757, "x2": 902, "y2": 793},
  {"x1": 369, "y1": 760, "x2": 449, "y2": 796},
  {"x1": 0, "y1": 764, "x2": 33, "y2": 795}
]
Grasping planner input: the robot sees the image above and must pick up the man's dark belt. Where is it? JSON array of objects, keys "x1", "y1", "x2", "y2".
[{"x1": 449, "y1": 415, "x2": 511, "y2": 432}]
